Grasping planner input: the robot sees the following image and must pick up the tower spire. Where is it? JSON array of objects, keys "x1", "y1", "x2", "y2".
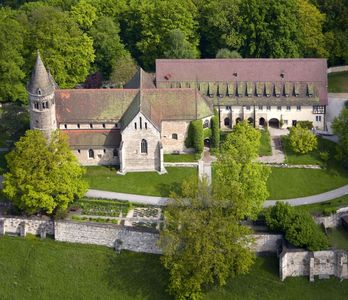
[{"x1": 27, "y1": 50, "x2": 55, "y2": 96}]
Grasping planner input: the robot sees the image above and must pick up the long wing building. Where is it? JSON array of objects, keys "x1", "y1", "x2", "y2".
[{"x1": 28, "y1": 54, "x2": 327, "y2": 173}]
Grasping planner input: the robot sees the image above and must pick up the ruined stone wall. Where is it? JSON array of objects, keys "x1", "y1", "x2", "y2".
[
  {"x1": 250, "y1": 234, "x2": 283, "y2": 253},
  {"x1": 54, "y1": 221, "x2": 161, "y2": 254},
  {"x1": 279, "y1": 248, "x2": 348, "y2": 281},
  {"x1": 0, "y1": 217, "x2": 54, "y2": 236}
]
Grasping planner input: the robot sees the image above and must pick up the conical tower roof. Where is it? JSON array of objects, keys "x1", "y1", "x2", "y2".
[{"x1": 27, "y1": 51, "x2": 55, "y2": 96}]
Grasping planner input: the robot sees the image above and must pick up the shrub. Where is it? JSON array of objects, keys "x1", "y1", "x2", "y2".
[
  {"x1": 319, "y1": 151, "x2": 330, "y2": 163},
  {"x1": 297, "y1": 121, "x2": 313, "y2": 130},
  {"x1": 186, "y1": 120, "x2": 204, "y2": 154},
  {"x1": 265, "y1": 202, "x2": 329, "y2": 251},
  {"x1": 210, "y1": 115, "x2": 220, "y2": 148},
  {"x1": 289, "y1": 125, "x2": 317, "y2": 154}
]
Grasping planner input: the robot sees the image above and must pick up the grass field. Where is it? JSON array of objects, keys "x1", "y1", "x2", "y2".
[
  {"x1": 164, "y1": 153, "x2": 197, "y2": 162},
  {"x1": 282, "y1": 136, "x2": 336, "y2": 165},
  {"x1": 267, "y1": 167, "x2": 348, "y2": 199},
  {"x1": 298, "y1": 195, "x2": 348, "y2": 215},
  {"x1": 328, "y1": 71, "x2": 348, "y2": 93},
  {"x1": 327, "y1": 227, "x2": 348, "y2": 251},
  {"x1": 84, "y1": 166, "x2": 197, "y2": 196},
  {"x1": 259, "y1": 130, "x2": 272, "y2": 156},
  {"x1": 1, "y1": 236, "x2": 348, "y2": 300}
]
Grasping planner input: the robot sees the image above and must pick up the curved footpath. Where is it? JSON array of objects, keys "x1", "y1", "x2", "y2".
[
  {"x1": 1, "y1": 176, "x2": 348, "y2": 207},
  {"x1": 87, "y1": 184, "x2": 348, "y2": 207}
]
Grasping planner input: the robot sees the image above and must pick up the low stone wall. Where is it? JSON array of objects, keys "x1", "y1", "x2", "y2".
[
  {"x1": 314, "y1": 209, "x2": 348, "y2": 229},
  {"x1": 163, "y1": 162, "x2": 198, "y2": 167},
  {"x1": 250, "y1": 234, "x2": 283, "y2": 253},
  {"x1": 327, "y1": 65, "x2": 348, "y2": 74},
  {"x1": 0, "y1": 217, "x2": 54, "y2": 236},
  {"x1": 279, "y1": 248, "x2": 348, "y2": 281},
  {"x1": 54, "y1": 221, "x2": 161, "y2": 254}
]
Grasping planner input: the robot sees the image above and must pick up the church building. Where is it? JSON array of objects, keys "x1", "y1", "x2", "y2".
[{"x1": 27, "y1": 53, "x2": 327, "y2": 173}]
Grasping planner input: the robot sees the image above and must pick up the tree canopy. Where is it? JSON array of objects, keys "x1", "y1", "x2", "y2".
[
  {"x1": 3, "y1": 130, "x2": 88, "y2": 215},
  {"x1": 288, "y1": 125, "x2": 318, "y2": 154},
  {"x1": 332, "y1": 106, "x2": 348, "y2": 162}
]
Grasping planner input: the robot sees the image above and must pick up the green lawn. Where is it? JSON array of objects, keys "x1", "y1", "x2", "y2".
[
  {"x1": 259, "y1": 130, "x2": 272, "y2": 156},
  {"x1": 84, "y1": 166, "x2": 197, "y2": 196},
  {"x1": 282, "y1": 136, "x2": 336, "y2": 165},
  {"x1": 297, "y1": 195, "x2": 348, "y2": 215},
  {"x1": 267, "y1": 167, "x2": 348, "y2": 200},
  {"x1": 164, "y1": 153, "x2": 197, "y2": 162},
  {"x1": 328, "y1": 71, "x2": 348, "y2": 93},
  {"x1": 2, "y1": 236, "x2": 348, "y2": 300},
  {"x1": 327, "y1": 227, "x2": 348, "y2": 250}
]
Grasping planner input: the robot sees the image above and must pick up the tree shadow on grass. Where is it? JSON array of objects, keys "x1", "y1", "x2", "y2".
[{"x1": 105, "y1": 251, "x2": 172, "y2": 300}]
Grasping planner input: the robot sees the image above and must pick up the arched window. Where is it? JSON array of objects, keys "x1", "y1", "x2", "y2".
[
  {"x1": 172, "y1": 133, "x2": 178, "y2": 140},
  {"x1": 141, "y1": 139, "x2": 148, "y2": 154},
  {"x1": 224, "y1": 117, "x2": 230, "y2": 126},
  {"x1": 134, "y1": 122, "x2": 137, "y2": 130},
  {"x1": 88, "y1": 149, "x2": 94, "y2": 159},
  {"x1": 203, "y1": 119, "x2": 209, "y2": 128}
]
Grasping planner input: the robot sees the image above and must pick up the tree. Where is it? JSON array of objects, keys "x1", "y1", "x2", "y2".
[
  {"x1": 222, "y1": 121, "x2": 261, "y2": 163},
  {"x1": 196, "y1": 0, "x2": 243, "y2": 57},
  {"x1": 109, "y1": 54, "x2": 138, "y2": 87},
  {"x1": 21, "y1": 5, "x2": 94, "y2": 88},
  {"x1": 214, "y1": 121, "x2": 270, "y2": 220},
  {"x1": 239, "y1": 0, "x2": 300, "y2": 58},
  {"x1": 332, "y1": 107, "x2": 348, "y2": 161},
  {"x1": 288, "y1": 125, "x2": 317, "y2": 154},
  {"x1": 71, "y1": 0, "x2": 97, "y2": 31},
  {"x1": 0, "y1": 8, "x2": 27, "y2": 103},
  {"x1": 160, "y1": 178, "x2": 254, "y2": 299},
  {"x1": 297, "y1": 0, "x2": 327, "y2": 58},
  {"x1": 186, "y1": 120, "x2": 204, "y2": 155},
  {"x1": 163, "y1": 29, "x2": 199, "y2": 59},
  {"x1": 265, "y1": 202, "x2": 329, "y2": 251},
  {"x1": 122, "y1": 0, "x2": 199, "y2": 70},
  {"x1": 3, "y1": 130, "x2": 88, "y2": 215},
  {"x1": 89, "y1": 16, "x2": 128, "y2": 78},
  {"x1": 210, "y1": 114, "x2": 220, "y2": 149},
  {"x1": 216, "y1": 48, "x2": 242, "y2": 58}
]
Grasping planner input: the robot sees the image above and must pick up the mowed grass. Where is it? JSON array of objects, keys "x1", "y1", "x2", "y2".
[
  {"x1": 282, "y1": 136, "x2": 336, "y2": 165},
  {"x1": 2, "y1": 237, "x2": 348, "y2": 300},
  {"x1": 0, "y1": 236, "x2": 171, "y2": 300},
  {"x1": 84, "y1": 166, "x2": 197, "y2": 196},
  {"x1": 298, "y1": 195, "x2": 348, "y2": 215},
  {"x1": 328, "y1": 71, "x2": 348, "y2": 93},
  {"x1": 327, "y1": 227, "x2": 348, "y2": 251},
  {"x1": 259, "y1": 130, "x2": 272, "y2": 156},
  {"x1": 164, "y1": 153, "x2": 197, "y2": 162},
  {"x1": 267, "y1": 167, "x2": 348, "y2": 200}
]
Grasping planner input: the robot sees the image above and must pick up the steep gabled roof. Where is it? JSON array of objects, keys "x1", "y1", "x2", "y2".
[
  {"x1": 55, "y1": 89, "x2": 138, "y2": 123},
  {"x1": 156, "y1": 59, "x2": 328, "y2": 105},
  {"x1": 124, "y1": 68, "x2": 155, "y2": 89}
]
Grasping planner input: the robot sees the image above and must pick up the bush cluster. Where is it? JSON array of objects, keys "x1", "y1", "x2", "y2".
[
  {"x1": 265, "y1": 202, "x2": 329, "y2": 251},
  {"x1": 185, "y1": 120, "x2": 204, "y2": 154},
  {"x1": 210, "y1": 115, "x2": 220, "y2": 149},
  {"x1": 289, "y1": 125, "x2": 317, "y2": 154}
]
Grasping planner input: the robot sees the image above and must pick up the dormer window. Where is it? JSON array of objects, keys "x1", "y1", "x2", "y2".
[
  {"x1": 246, "y1": 82, "x2": 253, "y2": 97},
  {"x1": 274, "y1": 83, "x2": 281, "y2": 97},
  {"x1": 256, "y1": 82, "x2": 264, "y2": 97},
  {"x1": 284, "y1": 82, "x2": 291, "y2": 97},
  {"x1": 294, "y1": 82, "x2": 300, "y2": 97},
  {"x1": 265, "y1": 82, "x2": 272, "y2": 97},
  {"x1": 307, "y1": 83, "x2": 314, "y2": 97}
]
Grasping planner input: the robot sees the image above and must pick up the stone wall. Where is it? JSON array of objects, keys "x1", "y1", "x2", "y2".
[
  {"x1": 327, "y1": 65, "x2": 348, "y2": 74},
  {"x1": 279, "y1": 248, "x2": 348, "y2": 281},
  {"x1": 74, "y1": 148, "x2": 120, "y2": 166},
  {"x1": 54, "y1": 221, "x2": 161, "y2": 254},
  {"x1": 161, "y1": 120, "x2": 191, "y2": 153},
  {"x1": 0, "y1": 217, "x2": 54, "y2": 236},
  {"x1": 250, "y1": 234, "x2": 283, "y2": 253}
]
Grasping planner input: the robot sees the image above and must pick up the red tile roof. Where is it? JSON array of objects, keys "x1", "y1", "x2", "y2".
[{"x1": 156, "y1": 59, "x2": 328, "y2": 105}]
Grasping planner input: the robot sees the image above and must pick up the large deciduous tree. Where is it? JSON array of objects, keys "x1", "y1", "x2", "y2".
[
  {"x1": 89, "y1": 16, "x2": 129, "y2": 78},
  {"x1": 160, "y1": 178, "x2": 254, "y2": 300},
  {"x1": 163, "y1": 29, "x2": 199, "y2": 59},
  {"x1": 122, "y1": 0, "x2": 199, "y2": 70},
  {"x1": 21, "y1": 5, "x2": 94, "y2": 88},
  {"x1": 0, "y1": 8, "x2": 26, "y2": 103},
  {"x1": 239, "y1": 0, "x2": 300, "y2": 58},
  {"x1": 3, "y1": 130, "x2": 88, "y2": 215}
]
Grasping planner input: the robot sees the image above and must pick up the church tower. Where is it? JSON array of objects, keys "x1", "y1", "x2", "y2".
[{"x1": 27, "y1": 51, "x2": 57, "y2": 139}]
